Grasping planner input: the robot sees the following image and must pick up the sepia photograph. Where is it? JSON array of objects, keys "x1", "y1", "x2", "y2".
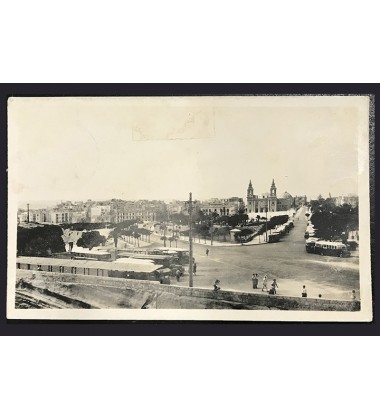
[{"x1": 7, "y1": 94, "x2": 373, "y2": 321}]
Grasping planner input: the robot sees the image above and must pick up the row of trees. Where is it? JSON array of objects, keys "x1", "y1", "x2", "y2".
[
  {"x1": 157, "y1": 223, "x2": 181, "y2": 247},
  {"x1": 156, "y1": 208, "x2": 251, "y2": 230},
  {"x1": 76, "y1": 226, "x2": 153, "y2": 249}
]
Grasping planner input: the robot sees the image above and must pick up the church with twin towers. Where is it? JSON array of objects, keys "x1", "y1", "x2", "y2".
[{"x1": 246, "y1": 179, "x2": 295, "y2": 213}]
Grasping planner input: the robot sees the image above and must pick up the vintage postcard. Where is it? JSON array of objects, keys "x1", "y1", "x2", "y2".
[{"x1": 7, "y1": 95, "x2": 373, "y2": 321}]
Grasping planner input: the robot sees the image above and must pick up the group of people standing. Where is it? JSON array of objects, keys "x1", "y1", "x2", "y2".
[{"x1": 251, "y1": 273, "x2": 278, "y2": 294}]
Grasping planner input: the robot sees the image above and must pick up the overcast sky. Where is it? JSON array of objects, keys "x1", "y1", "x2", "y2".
[{"x1": 9, "y1": 96, "x2": 369, "y2": 207}]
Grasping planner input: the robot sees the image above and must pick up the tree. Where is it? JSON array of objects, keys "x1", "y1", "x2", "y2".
[
  {"x1": 160, "y1": 235, "x2": 168, "y2": 247},
  {"x1": 234, "y1": 228, "x2": 254, "y2": 242},
  {"x1": 133, "y1": 232, "x2": 141, "y2": 247},
  {"x1": 61, "y1": 222, "x2": 110, "y2": 231},
  {"x1": 211, "y1": 211, "x2": 219, "y2": 220},
  {"x1": 137, "y1": 228, "x2": 151, "y2": 243},
  {"x1": 77, "y1": 231, "x2": 106, "y2": 250},
  {"x1": 227, "y1": 214, "x2": 239, "y2": 227},
  {"x1": 171, "y1": 212, "x2": 189, "y2": 226},
  {"x1": 194, "y1": 210, "x2": 207, "y2": 224},
  {"x1": 108, "y1": 227, "x2": 123, "y2": 248},
  {"x1": 238, "y1": 199, "x2": 246, "y2": 214},
  {"x1": 121, "y1": 229, "x2": 134, "y2": 244},
  {"x1": 310, "y1": 204, "x2": 358, "y2": 241},
  {"x1": 116, "y1": 220, "x2": 139, "y2": 229},
  {"x1": 239, "y1": 214, "x2": 249, "y2": 225},
  {"x1": 197, "y1": 224, "x2": 210, "y2": 243},
  {"x1": 216, "y1": 226, "x2": 230, "y2": 242},
  {"x1": 17, "y1": 225, "x2": 66, "y2": 256},
  {"x1": 155, "y1": 207, "x2": 168, "y2": 222},
  {"x1": 215, "y1": 215, "x2": 229, "y2": 225}
]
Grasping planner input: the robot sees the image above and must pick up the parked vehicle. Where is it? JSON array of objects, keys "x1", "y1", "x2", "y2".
[
  {"x1": 147, "y1": 247, "x2": 190, "y2": 264},
  {"x1": 305, "y1": 237, "x2": 320, "y2": 253},
  {"x1": 268, "y1": 233, "x2": 281, "y2": 243},
  {"x1": 313, "y1": 241, "x2": 351, "y2": 257},
  {"x1": 347, "y1": 240, "x2": 359, "y2": 251}
]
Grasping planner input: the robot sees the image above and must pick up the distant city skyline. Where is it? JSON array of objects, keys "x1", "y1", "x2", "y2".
[
  {"x1": 19, "y1": 189, "x2": 358, "y2": 211},
  {"x1": 9, "y1": 96, "x2": 366, "y2": 206}
]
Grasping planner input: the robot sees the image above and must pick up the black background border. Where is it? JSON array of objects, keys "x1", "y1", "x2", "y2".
[{"x1": 1, "y1": 83, "x2": 377, "y2": 336}]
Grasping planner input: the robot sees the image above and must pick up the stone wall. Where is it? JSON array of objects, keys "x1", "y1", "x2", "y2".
[{"x1": 15, "y1": 269, "x2": 360, "y2": 311}]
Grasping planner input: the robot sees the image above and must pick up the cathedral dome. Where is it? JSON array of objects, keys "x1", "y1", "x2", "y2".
[{"x1": 282, "y1": 191, "x2": 292, "y2": 199}]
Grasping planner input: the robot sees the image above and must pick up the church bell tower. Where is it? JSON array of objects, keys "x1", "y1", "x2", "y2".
[
  {"x1": 270, "y1": 179, "x2": 277, "y2": 197},
  {"x1": 247, "y1": 180, "x2": 254, "y2": 212}
]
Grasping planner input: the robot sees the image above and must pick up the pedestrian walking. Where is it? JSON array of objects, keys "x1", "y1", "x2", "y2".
[
  {"x1": 351, "y1": 290, "x2": 356, "y2": 300},
  {"x1": 175, "y1": 269, "x2": 181, "y2": 282},
  {"x1": 193, "y1": 262, "x2": 197, "y2": 275},
  {"x1": 271, "y1": 279, "x2": 278, "y2": 294},
  {"x1": 262, "y1": 275, "x2": 268, "y2": 292},
  {"x1": 301, "y1": 285, "x2": 307, "y2": 297},
  {"x1": 213, "y1": 279, "x2": 221, "y2": 291},
  {"x1": 252, "y1": 273, "x2": 258, "y2": 289},
  {"x1": 206, "y1": 248, "x2": 209, "y2": 257}
]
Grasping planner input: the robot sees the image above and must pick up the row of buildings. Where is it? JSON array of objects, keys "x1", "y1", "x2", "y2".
[
  {"x1": 21, "y1": 178, "x2": 356, "y2": 225},
  {"x1": 18, "y1": 199, "x2": 169, "y2": 225},
  {"x1": 17, "y1": 197, "x2": 244, "y2": 225},
  {"x1": 333, "y1": 194, "x2": 359, "y2": 208}
]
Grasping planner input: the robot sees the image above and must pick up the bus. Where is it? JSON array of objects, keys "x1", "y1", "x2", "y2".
[
  {"x1": 147, "y1": 247, "x2": 190, "y2": 264},
  {"x1": 305, "y1": 237, "x2": 320, "y2": 253},
  {"x1": 313, "y1": 241, "x2": 351, "y2": 257}
]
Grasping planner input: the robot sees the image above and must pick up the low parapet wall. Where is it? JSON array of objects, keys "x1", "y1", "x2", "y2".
[{"x1": 15, "y1": 270, "x2": 360, "y2": 311}]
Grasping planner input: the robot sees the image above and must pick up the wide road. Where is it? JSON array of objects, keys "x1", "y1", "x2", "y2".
[{"x1": 167, "y1": 207, "x2": 360, "y2": 300}]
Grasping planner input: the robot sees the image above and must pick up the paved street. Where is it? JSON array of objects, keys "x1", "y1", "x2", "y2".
[{"x1": 150, "y1": 207, "x2": 360, "y2": 300}]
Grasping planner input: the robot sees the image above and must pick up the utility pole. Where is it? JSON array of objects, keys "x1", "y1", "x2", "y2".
[
  {"x1": 27, "y1": 203, "x2": 30, "y2": 223},
  {"x1": 265, "y1": 201, "x2": 268, "y2": 243},
  {"x1": 186, "y1": 192, "x2": 194, "y2": 288}
]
